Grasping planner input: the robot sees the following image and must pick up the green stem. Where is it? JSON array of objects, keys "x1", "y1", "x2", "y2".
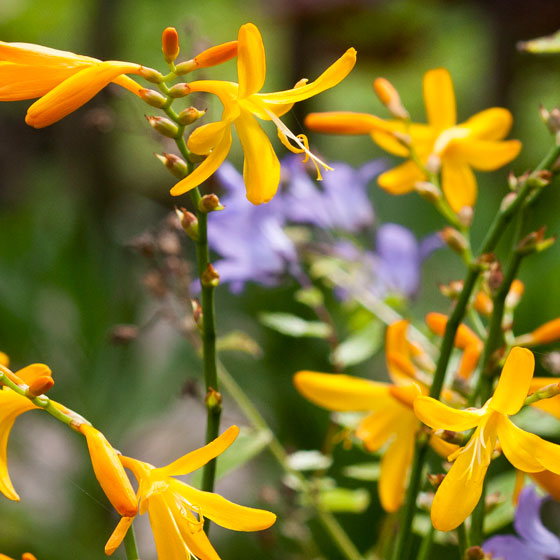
[
  {"x1": 469, "y1": 482, "x2": 486, "y2": 548},
  {"x1": 417, "y1": 525, "x2": 435, "y2": 560},
  {"x1": 457, "y1": 522, "x2": 470, "y2": 559},
  {"x1": 123, "y1": 524, "x2": 140, "y2": 560},
  {"x1": 217, "y1": 361, "x2": 363, "y2": 560}
]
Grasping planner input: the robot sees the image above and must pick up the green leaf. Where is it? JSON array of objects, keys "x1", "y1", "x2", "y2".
[
  {"x1": 317, "y1": 487, "x2": 371, "y2": 513},
  {"x1": 484, "y1": 471, "x2": 517, "y2": 533},
  {"x1": 287, "y1": 450, "x2": 332, "y2": 471},
  {"x1": 332, "y1": 320, "x2": 383, "y2": 368},
  {"x1": 259, "y1": 312, "x2": 331, "y2": 338},
  {"x1": 518, "y1": 31, "x2": 560, "y2": 53},
  {"x1": 343, "y1": 462, "x2": 381, "y2": 481},
  {"x1": 511, "y1": 406, "x2": 560, "y2": 437},
  {"x1": 216, "y1": 330, "x2": 262, "y2": 357},
  {"x1": 190, "y1": 427, "x2": 272, "y2": 488}
]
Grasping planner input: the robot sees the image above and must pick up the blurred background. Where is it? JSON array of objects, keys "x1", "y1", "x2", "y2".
[{"x1": 1, "y1": 0, "x2": 560, "y2": 558}]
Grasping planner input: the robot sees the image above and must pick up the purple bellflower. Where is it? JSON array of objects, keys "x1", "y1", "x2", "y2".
[
  {"x1": 281, "y1": 155, "x2": 383, "y2": 232},
  {"x1": 207, "y1": 162, "x2": 299, "y2": 293},
  {"x1": 483, "y1": 486, "x2": 560, "y2": 560}
]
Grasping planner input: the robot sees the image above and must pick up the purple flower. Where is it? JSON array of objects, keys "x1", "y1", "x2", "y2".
[
  {"x1": 281, "y1": 155, "x2": 383, "y2": 232},
  {"x1": 207, "y1": 162, "x2": 299, "y2": 293},
  {"x1": 483, "y1": 487, "x2": 560, "y2": 560},
  {"x1": 371, "y1": 223, "x2": 442, "y2": 297}
]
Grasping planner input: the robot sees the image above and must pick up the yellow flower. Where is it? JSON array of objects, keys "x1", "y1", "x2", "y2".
[
  {"x1": 105, "y1": 425, "x2": 276, "y2": 559},
  {"x1": 294, "y1": 320, "x2": 457, "y2": 512},
  {"x1": 79, "y1": 424, "x2": 138, "y2": 517},
  {"x1": 0, "y1": 41, "x2": 144, "y2": 128},
  {"x1": 414, "y1": 347, "x2": 560, "y2": 531},
  {"x1": 305, "y1": 68, "x2": 521, "y2": 213},
  {"x1": 171, "y1": 22, "x2": 356, "y2": 205},
  {"x1": 0, "y1": 363, "x2": 51, "y2": 501}
]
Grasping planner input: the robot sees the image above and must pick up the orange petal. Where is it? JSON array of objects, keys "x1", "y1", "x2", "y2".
[
  {"x1": 0, "y1": 41, "x2": 96, "y2": 66},
  {"x1": 158, "y1": 425, "x2": 239, "y2": 478},
  {"x1": 234, "y1": 110, "x2": 280, "y2": 204},
  {"x1": 194, "y1": 41, "x2": 238, "y2": 69},
  {"x1": 356, "y1": 401, "x2": 409, "y2": 451},
  {"x1": 378, "y1": 160, "x2": 425, "y2": 195},
  {"x1": 105, "y1": 516, "x2": 134, "y2": 556},
  {"x1": 15, "y1": 363, "x2": 52, "y2": 385},
  {"x1": 413, "y1": 396, "x2": 484, "y2": 432},
  {"x1": 530, "y1": 469, "x2": 560, "y2": 501},
  {"x1": 489, "y1": 347, "x2": 534, "y2": 416},
  {"x1": 529, "y1": 318, "x2": 560, "y2": 345},
  {"x1": 423, "y1": 68, "x2": 456, "y2": 131},
  {"x1": 25, "y1": 61, "x2": 140, "y2": 128},
  {"x1": 169, "y1": 479, "x2": 276, "y2": 531},
  {"x1": 237, "y1": 23, "x2": 266, "y2": 98},
  {"x1": 304, "y1": 111, "x2": 391, "y2": 135},
  {"x1": 461, "y1": 107, "x2": 513, "y2": 140},
  {"x1": 448, "y1": 139, "x2": 521, "y2": 171},
  {"x1": 496, "y1": 416, "x2": 546, "y2": 473},
  {"x1": 294, "y1": 371, "x2": 390, "y2": 411},
  {"x1": 441, "y1": 159, "x2": 477, "y2": 212},
  {"x1": 79, "y1": 424, "x2": 138, "y2": 517},
  {"x1": 170, "y1": 126, "x2": 232, "y2": 197}
]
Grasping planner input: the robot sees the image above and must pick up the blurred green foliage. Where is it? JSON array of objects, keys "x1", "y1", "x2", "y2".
[{"x1": 1, "y1": 0, "x2": 560, "y2": 558}]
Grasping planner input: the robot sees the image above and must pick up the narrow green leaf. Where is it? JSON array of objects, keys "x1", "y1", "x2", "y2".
[
  {"x1": 343, "y1": 462, "x2": 381, "y2": 481},
  {"x1": 317, "y1": 487, "x2": 371, "y2": 513},
  {"x1": 259, "y1": 312, "x2": 331, "y2": 338}
]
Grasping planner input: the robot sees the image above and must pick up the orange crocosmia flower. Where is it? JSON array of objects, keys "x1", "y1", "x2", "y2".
[
  {"x1": 0, "y1": 41, "x2": 145, "y2": 128},
  {"x1": 0, "y1": 363, "x2": 52, "y2": 501},
  {"x1": 105, "y1": 426, "x2": 276, "y2": 560},
  {"x1": 305, "y1": 68, "x2": 521, "y2": 213},
  {"x1": 425, "y1": 312, "x2": 482, "y2": 380},
  {"x1": 414, "y1": 347, "x2": 560, "y2": 532},
  {"x1": 294, "y1": 320, "x2": 458, "y2": 513},
  {"x1": 171, "y1": 22, "x2": 356, "y2": 205}
]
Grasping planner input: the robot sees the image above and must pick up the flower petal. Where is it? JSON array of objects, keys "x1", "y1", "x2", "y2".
[
  {"x1": 105, "y1": 517, "x2": 134, "y2": 556},
  {"x1": 259, "y1": 48, "x2": 357, "y2": 105},
  {"x1": 16, "y1": 363, "x2": 52, "y2": 385},
  {"x1": 0, "y1": 41, "x2": 96, "y2": 66},
  {"x1": 490, "y1": 347, "x2": 535, "y2": 415},
  {"x1": 497, "y1": 415, "x2": 545, "y2": 472},
  {"x1": 25, "y1": 61, "x2": 140, "y2": 128},
  {"x1": 188, "y1": 121, "x2": 231, "y2": 155},
  {"x1": 423, "y1": 68, "x2": 456, "y2": 131},
  {"x1": 356, "y1": 401, "x2": 412, "y2": 451},
  {"x1": 484, "y1": 535, "x2": 545, "y2": 560},
  {"x1": 378, "y1": 160, "x2": 425, "y2": 195},
  {"x1": 170, "y1": 126, "x2": 232, "y2": 197},
  {"x1": 234, "y1": 110, "x2": 280, "y2": 204},
  {"x1": 148, "y1": 494, "x2": 193, "y2": 560},
  {"x1": 378, "y1": 416, "x2": 416, "y2": 512},
  {"x1": 413, "y1": 396, "x2": 484, "y2": 432},
  {"x1": 304, "y1": 111, "x2": 392, "y2": 135},
  {"x1": 530, "y1": 470, "x2": 560, "y2": 501},
  {"x1": 294, "y1": 371, "x2": 390, "y2": 411},
  {"x1": 449, "y1": 139, "x2": 521, "y2": 171},
  {"x1": 237, "y1": 23, "x2": 266, "y2": 98},
  {"x1": 431, "y1": 419, "x2": 497, "y2": 531},
  {"x1": 158, "y1": 426, "x2": 239, "y2": 478},
  {"x1": 0, "y1": 63, "x2": 76, "y2": 100},
  {"x1": 112, "y1": 74, "x2": 144, "y2": 96},
  {"x1": 169, "y1": 479, "x2": 276, "y2": 531},
  {"x1": 441, "y1": 158, "x2": 477, "y2": 212},
  {"x1": 514, "y1": 487, "x2": 560, "y2": 555},
  {"x1": 0, "y1": 390, "x2": 38, "y2": 500},
  {"x1": 461, "y1": 107, "x2": 513, "y2": 140}
]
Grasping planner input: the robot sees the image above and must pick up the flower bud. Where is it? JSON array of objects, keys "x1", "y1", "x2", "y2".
[
  {"x1": 137, "y1": 66, "x2": 164, "y2": 84},
  {"x1": 167, "y1": 83, "x2": 191, "y2": 98},
  {"x1": 457, "y1": 206, "x2": 473, "y2": 228},
  {"x1": 175, "y1": 207, "x2": 199, "y2": 240},
  {"x1": 177, "y1": 106, "x2": 206, "y2": 126},
  {"x1": 0, "y1": 364, "x2": 25, "y2": 387},
  {"x1": 162, "y1": 27, "x2": 180, "y2": 63},
  {"x1": 79, "y1": 424, "x2": 138, "y2": 517},
  {"x1": 414, "y1": 181, "x2": 441, "y2": 203},
  {"x1": 156, "y1": 152, "x2": 188, "y2": 179},
  {"x1": 138, "y1": 88, "x2": 168, "y2": 109},
  {"x1": 176, "y1": 40, "x2": 238, "y2": 74},
  {"x1": 205, "y1": 387, "x2": 222, "y2": 410},
  {"x1": 474, "y1": 291, "x2": 493, "y2": 316},
  {"x1": 146, "y1": 116, "x2": 179, "y2": 138},
  {"x1": 425, "y1": 153, "x2": 441, "y2": 174},
  {"x1": 198, "y1": 194, "x2": 224, "y2": 213},
  {"x1": 22, "y1": 554, "x2": 38, "y2": 560},
  {"x1": 201, "y1": 263, "x2": 220, "y2": 287},
  {"x1": 440, "y1": 227, "x2": 468, "y2": 255},
  {"x1": 438, "y1": 280, "x2": 463, "y2": 299},
  {"x1": 528, "y1": 318, "x2": 560, "y2": 345},
  {"x1": 373, "y1": 77, "x2": 409, "y2": 119},
  {"x1": 465, "y1": 546, "x2": 486, "y2": 560},
  {"x1": 427, "y1": 473, "x2": 446, "y2": 489},
  {"x1": 191, "y1": 299, "x2": 203, "y2": 326},
  {"x1": 27, "y1": 375, "x2": 55, "y2": 397}
]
